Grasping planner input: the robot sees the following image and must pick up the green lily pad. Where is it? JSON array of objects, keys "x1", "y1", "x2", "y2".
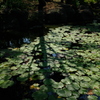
[
  {"x1": 0, "y1": 80, "x2": 14, "y2": 88},
  {"x1": 88, "y1": 95, "x2": 98, "y2": 100},
  {"x1": 90, "y1": 67, "x2": 99, "y2": 72},
  {"x1": 93, "y1": 89, "x2": 100, "y2": 95},
  {"x1": 48, "y1": 95, "x2": 57, "y2": 100},
  {"x1": 17, "y1": 73, "x2": 28, "y2": 81},
  {"x1": 67, "y1": 96, "x2": 77, "y2": 100},
  {"x1": 80, "y1": 82, "x2": 90, "y2": 88},
  {"x1": 66, "y1": 84, "x2": 75, "y2": 91},
  {"x1": 52, "y1": 82, "x2": 64, "y2": 89},
  {"x1": 56, "y1": 88, "x2": 72, "y2": 97},
  {"x1": 0, "y1": 80, "x2": 5, "y2": 85},
  {"x1": 82, "y1": 76, "x2": 91, "y2": 82},
  {"x1": 0, "y1": 74, "x2": 6, "y2": 79},
  {"x1": 32, "y1": 90, "x2": 48, "y2": 100},
  {"x1": 73, "y1": 82, "x2": 80, "y2": 90},
  {"x1": 79, "y1": 88, "x2": 87, "y2": 94},
  {"x1": 61, "y1": 78, "x2": 71, "y2": 84},
  {"x1": 44, "y1": 79, "x2": 55, "y2": 85}
]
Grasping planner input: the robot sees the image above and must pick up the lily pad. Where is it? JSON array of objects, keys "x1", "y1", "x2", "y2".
[
  {"x1": 43, "y1": 79, "x2": 55, "y2": 85},
  {"x1": 32, "y1": 90, "x2": 48, "y2": 100},
  {"x1": 56, "y1": 88, "x2": 72, "y2": 97},
  {"x1": 52, "y1": 82, "x2": 64, "y2": 89},
  {"x1": 93, "y1": 89, "x2": 100, "y2": 95},
  {"x1": 0, "y1": 80, "x2": 14, "y2": 88},
  {"x1": 82, "y1": 76, "x2": 91, "y2": 82},
  {"x1": 17, "y1": 73, "x2": 28, "y2": 81},
  {"x1": 88, "y1": 95, "x2": 98, "y2": 100},
  {"x1": 65, "y1": 84, "x2": 75, "y2": 91},
  {"x1": 73, "y1": 82, "x2": 80, "y2": 90},
  {"x1": 61, "y1": 78, "x2": 71, "y2": 84}
]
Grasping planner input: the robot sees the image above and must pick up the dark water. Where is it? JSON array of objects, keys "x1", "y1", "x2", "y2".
[{"x1": 0, "y1": 27, "x2": 48, "y2": 49}]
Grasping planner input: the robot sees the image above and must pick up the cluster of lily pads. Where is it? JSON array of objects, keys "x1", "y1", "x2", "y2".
[{"x1": 0, "y1": 23, "x2": 100, "y2": 100}]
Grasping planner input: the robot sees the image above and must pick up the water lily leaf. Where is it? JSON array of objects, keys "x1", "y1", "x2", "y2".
[
  {"x1": 48, "y1": 95, "x2": 57, "y2": 100},
  {"x1": 79, "y1": 88, "x2": 87, "y2": 94},
  {"x1": 67, "y1": 96, "x2": 77, "y2": 100},
  {"x1": 93, "y1": 89, "x2": 100, "y2": 95},
  {"x1": 0, "y1": 80, "x2": 14, "y2": 88},
  {"x1": 17, "y1": 73, "x2": 28, "y2": 81},
  {"x1": 70, "y1": 74, "x2": 78, "y2": 80},
  {"x1": 92, "y1": 82, "x2": 100, "y2": 89},
  {"x1": 82, "y1": 76, "x2": 91, "y2": 81},
  {"x1": 90, "y1": 67, "x2": 99, "y2": 72},
  {"x1": 80, "y1": 82, "x2": 90, "y2": 88},
  {"x1": 72, "y1": 92, "x2": 79, "y2": 98},
  {"x1": 43, "y1": 79, "x2": 55, "y2": 85},
  {"x1": 61, "y1": 78, "x2": 71, "y2": 84},
  {"x1": 32, "y1": 90, "x2": 48, "y2": 100},
  {"x1": 0, "y1": 74, "x2": 6, "y2": 79},
  {"x1": 56, "y1": 88, "x2": 72, "y2": 97},
  {"x1": 73, "y1": 82, "x2": 80, "y2": 90},
  {"x1": 10, "y1": 66, "x2": 18, "y2": 70},
  {"x1": 52, "y1": 82, "x2": 64, "y2": 89},
  {"x1": 88, "y1": 95, "x2": 98, "y2": 100},
  {"x1": 0, "y1": 80, "x2": 5, "y2": 85},
  {"x1": 66, "y1": 84, "x2": 75, "y2": 91}
]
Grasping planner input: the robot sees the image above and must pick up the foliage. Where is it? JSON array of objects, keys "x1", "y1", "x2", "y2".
[{"x1": 0, "y1": 23, "x2": 100, "y2": 99}]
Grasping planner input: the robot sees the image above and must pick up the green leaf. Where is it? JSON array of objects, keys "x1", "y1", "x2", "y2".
[
  {"x1": 0, "y1": 80, "x2": 14, "y2": 88},
  {"x1": 90, "y1": 67, "x2": 99, "y2": 72},
  {"x1": 32, "y1": 90, "x2": 48, "y2": 100},
  {"x1": 82, "y1": 76, "x2": 91, "y2": 82},
  {"x1": 66, "y1": 84, "x2": 75, "y2": 91},
  {"x1": 44, "y1": 79, "x2": 55, "y2": 85},
  {"x1": 73, "y1": 82, "x2": 80, "y2": 90},
  {"x1": 56, "y1": 88, "x2": 72, "y2": 97},
  {"x1": 88, "y1": 95, "x2": 98, "y2": 100},
  {"x1": 79, "y1": 88, "x2": 87, "y2": 94},
  {"x1": 17, "y1": 73, "x2": 28, "y2": 81},
  {"x1": 48, "y1": 95, "x2": 57, "y2": 100},
  {"x1": 93, "y1": 89, "x2": 100, "y2": 95},
  {"x1": 61, "y1": 78, "x2": 71, "y2": 84},
  {"x1": 80, "y1": 82, "x2": 90, "y2": 88},
  {"x1": 67, "y1": 96, "x2": 77, "y2": 100},
  {"x1": 52, "y1": 82, "x2": 64, "y2": 89}
]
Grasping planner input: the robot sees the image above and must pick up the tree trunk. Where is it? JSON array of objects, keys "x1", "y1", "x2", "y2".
[{"x1": 38, "y1": 0, "x2": 46, "y2": 10}]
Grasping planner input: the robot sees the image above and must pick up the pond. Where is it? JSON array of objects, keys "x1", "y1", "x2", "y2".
[
  {"x1": 0, "y1": 23, "x2": 100, "y2": 100},
  {"x1": 0, "y1": 28, "x2": 47, "y2": 49}
]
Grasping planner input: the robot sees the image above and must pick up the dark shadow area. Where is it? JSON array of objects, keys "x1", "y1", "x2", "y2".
[{"x1": 0, "y1": 0, "x2": 100, "y2": 100}]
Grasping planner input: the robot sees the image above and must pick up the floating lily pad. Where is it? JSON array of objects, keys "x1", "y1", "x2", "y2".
[
  {"x1": 43, "y1": 79, "x2": 55, "y2": 85},
  {"x1": 0, "y1": 80, "x2": 14, "y2": 88},
  {"x1": 32, "y1": 90, "x2": 48, "y2": 100},
  {"x1": 82, "y1": 76, "x2": 91, "y2": 82},
  {"x1": 52, "y1": 82, "x2": 64, "y2": 89},
  {"x1": 56, "y1": 88, "x2": 72, "y2": 97},
  {"x1": 61, "y1": 78, "x2": 71, "y2": 84},
  {"x1": 79, "y1": 88, "x2": 87, "y2": 94},
  {"x1": 67, "y1": 96, "x2": 77, "y2": 100},
  {"x1": 80, "y1": 81, "x2": 90, "y2": 88},
  {"x1": 73, "y1": 82, "x2": 80, "y2": 90},
  {"x1": 93, "y1": 89, "x2": 100, "y2": 95},
  {"x1": 88, "y1": 95, "x2": 98, "y2": 100},
  {"x1": 66, "y1": 84, "x2": 75, "y2": 91},
  {"x1": 90, "y1": 67, "x2": 99, "y2": 72},
  {"x1": 17, "y1": 73, "x2": 28, "y2": 81}
]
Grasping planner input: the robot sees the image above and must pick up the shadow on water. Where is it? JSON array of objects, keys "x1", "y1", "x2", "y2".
[
  {"x1": 0, "y1": 23, "x2": 100, "y2": 100},
  {"x1": 0, "y1": 27, "x2": 48, "y2": 49}
]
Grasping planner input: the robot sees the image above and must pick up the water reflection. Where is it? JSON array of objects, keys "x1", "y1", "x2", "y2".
[
  {"x1": 0, "y1": 29, "x2": 48, "y2": 49},
  {"x1": 23, "y1": 38, "x2": 31, "y2": 44}
]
